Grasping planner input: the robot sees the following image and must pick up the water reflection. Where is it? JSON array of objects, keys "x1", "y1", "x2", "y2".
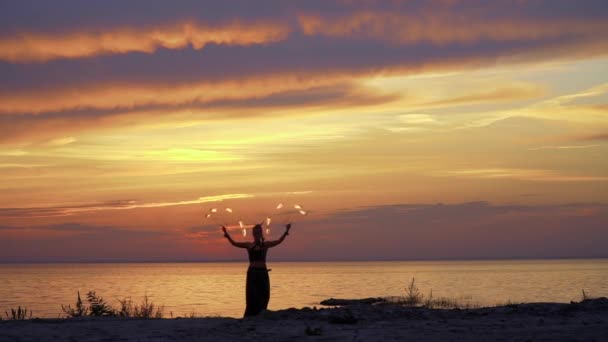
[{"x1": 0, "y1": 259, "x2": 606, "y2": 318}]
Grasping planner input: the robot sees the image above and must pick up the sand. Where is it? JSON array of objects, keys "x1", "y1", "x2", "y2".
[{"x1": 1, "y1": 298, "x2": 607, "y2": 341}]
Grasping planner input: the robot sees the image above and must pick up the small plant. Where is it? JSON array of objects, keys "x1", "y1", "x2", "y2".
[
  {"x1": 116, "y1": 295, "x2": 164, "y2": 319},
  {"x1": 424, "y1": 289, "x2": 434, "y2": 307},
  {"x1": 429, "y1": 296, "x2": 475, "y2": 309},
  {"x1": 134, "y1": 295, "x2": 163, "y2": 319},
  {"x1": 116, "y1": 297, "x2": 134, "y2": 318},
  {"x1": 5, "y1": 306, "x2": 32, "y2": 320},
  {"x1": 87, "y1": 291, "x2": 115, "y2": 317},
  {"x1": 581, "y1": 289, "x2": 596, "y2": 301},
  {"x1": 62, "y1": 290, "x2": 164, "y2": 319},
  {"x1": 62, "y1": 291, "x2": 89, "y2": 318},
  {"x1": 404, "y1": 277, "x2": 423, "y2": 305}
]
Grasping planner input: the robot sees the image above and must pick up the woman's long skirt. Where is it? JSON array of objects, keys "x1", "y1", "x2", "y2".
[{"x1": 244, "y1": 267, "x2": 270, "y2": 317}]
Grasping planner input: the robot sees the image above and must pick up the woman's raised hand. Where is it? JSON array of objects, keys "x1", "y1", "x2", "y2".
[
  {"x1": 221, "y1": 226, "x2": 228, "y2": 237},
  {"x1": 286, "y1": 223, "x2": 291, "y2": 234}
]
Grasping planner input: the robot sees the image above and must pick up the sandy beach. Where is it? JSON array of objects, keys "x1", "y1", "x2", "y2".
[{"x1": 2, "y1": 298, "x2": 606, "y2": 341}]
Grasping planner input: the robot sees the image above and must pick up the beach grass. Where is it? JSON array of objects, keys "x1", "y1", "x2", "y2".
[
  {"x1": 384, "y1": 278, "x2": 479, "y2": 309},
  {"x1": 4, "y1": 306, "x2": 32, "y2": 320},
  {"x1": 61, "y1": 290, "x2": 164, "y2": 319},
  {"x1": 581, "y1": 289, "x2": 599, "y2": 301},
  {"x1": 404, "y1": 277, "x2": 423, "y2": 305},
  {"x1": 117, "y1": 295, "x2": 164, "y2": 319}
]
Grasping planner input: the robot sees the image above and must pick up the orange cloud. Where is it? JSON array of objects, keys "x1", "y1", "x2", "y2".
[
  {"x1": 443, "y1": 168, "x2": 608, "y2": 182},
  {"x1": 579, "y1": 133, "x2": 608, "y2": 141},
  {"x1": 298, "y1": 11, "x2": 608, "y2": 45},
  {"x1": 0, "y1": 73, "x2": 350, "y2": 115},
  {"x1": 0, "y1": 73, "x2": 394, "y2": 143},
  {"x1": 0, "y1": 194, "x2": 253, "y2": 218},
  {"x1": 0, "y1": 20, "x2": 289, "y2": 63}
]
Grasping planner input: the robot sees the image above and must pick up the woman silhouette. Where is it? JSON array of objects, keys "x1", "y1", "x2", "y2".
[{"x1": 222, "y1": 223, "x2": 291, "y2": 317}]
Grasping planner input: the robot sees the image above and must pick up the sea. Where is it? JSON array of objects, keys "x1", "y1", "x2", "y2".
[{"x1": 1, "y1": 259, "x2": 607, "y2": 318}]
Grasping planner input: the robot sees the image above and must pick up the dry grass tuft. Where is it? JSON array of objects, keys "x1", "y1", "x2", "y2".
[
  {"x1": 62, "y1": 290, "x2": 164, "y2": 319},
  {"x1": 5, "y1": 306, "x2": 32, "y2": 320}
]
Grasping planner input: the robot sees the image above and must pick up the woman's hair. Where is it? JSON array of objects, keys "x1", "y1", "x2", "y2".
[{"x1": 253, "y1": 224, "x2": 264, "y2": 244}]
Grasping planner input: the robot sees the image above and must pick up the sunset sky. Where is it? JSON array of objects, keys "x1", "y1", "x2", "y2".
[{"x1": 1, "y1": 0, "x2": 607, "y2": 262}]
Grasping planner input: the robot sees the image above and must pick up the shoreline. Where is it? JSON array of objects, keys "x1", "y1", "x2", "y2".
[{"x1": 2, "y1": 298, "x2": 607, "y2": 341}]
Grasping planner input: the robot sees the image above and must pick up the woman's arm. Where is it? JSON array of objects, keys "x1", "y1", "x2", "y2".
[
  {"x1": 222, "y1": 226, "x2": 249, "y2": 248},
  {"x1": 265, "y1": 224, "x2": 291, "y2": 248}
]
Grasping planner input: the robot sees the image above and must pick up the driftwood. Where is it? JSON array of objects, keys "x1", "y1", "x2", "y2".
[{"x1": 320, "y1": 297, "x2": 387, "y2": 306}]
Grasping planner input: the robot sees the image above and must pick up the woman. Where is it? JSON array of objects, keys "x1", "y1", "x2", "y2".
[{"x1": 222, "y1": 223, "x2": 291, "y2": 317}]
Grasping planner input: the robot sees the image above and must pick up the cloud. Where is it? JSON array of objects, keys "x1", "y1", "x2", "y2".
[
  {"x1": 270, "y1": 201, "x2": 608, "y2": 260},
  {"x1": 0, "y1": 222, "x2": 156, "y2": 234},
  {"x1": 3, "y1": 6, "x2": 606, "y2": 64},
  {"x1": 397, "y1": 114, "x2": 438, "y2": 125},
  {"x1": 1, "y1": 3, "x2": 606, "y2": 146},
  {"x1": 0, "y1": 36, "x2": 598, "y2": 117},
  {"x1": 442, "y1": 168, "x2": 608, "y2": 182},
  {"x1": 46, "y1": 136, "x2": 76, "y2": 146},
  {"x1": 2, "y1": 201, "x2": 607, "y2": 261},
  {"x1": 528, "y1": 144, "x2": 600, "y2": 151},
  {"x1": 297, "y1": 10, "x2": 608, "y2": 45},
  {"x1": 0, "y1": 20, "x2": 289, "y2": 63},
  {"x1": 203, "y1": 82, "x2": 399, "y2": 109},
  {"x1": 0, "y1": 79, "x2": 401, "y2": 143},
  {"x1": 0, "y1": 73, "x2": 354, "y2": 115},
  {"x1": 0, "y1": 194, "x2": 253, "y2": 218},
  {"x1": 0, "y1": 82, "x2": 391, "y2": 119},
  {"x1": 427, "y1": 84, "x2": 545, "y2": 106},
  {"x1": 578, "y1": 133, "x2": 608, "y2": 141},
  {"x1": 0, "y1": 222, "x2": 192, "y2": 262},
  {"x1": 2, "y1": 2, "x2": 607, "y2": 90},
  {"x1": 2, "y1": 1, "x2": 607, "y2": 64},
  {"x1": 0, "y1": 149, "x2": 28, "y2": 156}
]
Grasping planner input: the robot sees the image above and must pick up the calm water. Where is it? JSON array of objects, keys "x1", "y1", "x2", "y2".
[{"x1": 1, "y1": 259, "x2": 607, "y2": 318}]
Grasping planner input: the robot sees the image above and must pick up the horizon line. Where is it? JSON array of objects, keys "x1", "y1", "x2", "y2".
[{"x1": 1, "y1": 256, "x2": 607, "y2": 264}]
